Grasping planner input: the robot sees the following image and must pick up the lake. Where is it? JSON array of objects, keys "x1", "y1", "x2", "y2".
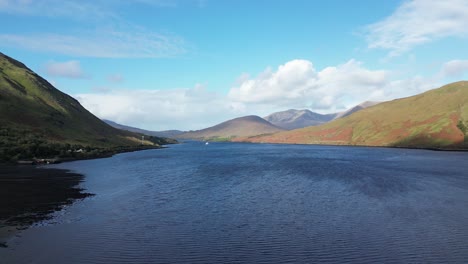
[{"x1": 2, "y1": 142, "x2": 468, "y2": 263}]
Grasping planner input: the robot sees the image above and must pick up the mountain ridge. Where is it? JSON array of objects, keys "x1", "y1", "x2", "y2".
[
  {"x1": 0, "y1": 52, "x2": 175, "y2": 161},
  {"x1": 177, "y1": 115, "x2": 285, "y2": 141},
  {"x1": 103, "y1": 119, "x2": 184, "y2": 138},
  {"x1": 235, "y1": 82, "x2": 468, "y2": 149},
  {"x1": 333, "y1": 101, "x2": 380, "y2": 120},
  {"x1": 264, "y1": 109, "x2": 337, "y2": 130},
  {"x1": 264, "y1": 101, "x2": 379, "y2": 130}
]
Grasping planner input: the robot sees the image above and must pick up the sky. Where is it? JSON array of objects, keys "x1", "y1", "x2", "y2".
[{"x1": 1, "y1": 0, "x2": 468, "y2": 131}]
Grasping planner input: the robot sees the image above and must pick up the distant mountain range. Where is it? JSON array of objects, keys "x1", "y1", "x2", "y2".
[
  {"x1": 264, "y1": 101, "x2": 380, "y2": 130},
  {"x1": 2, "y1": 52, "x2": 465, "y2": 153},
  {"x1": 264, "y1": 109, "x2": 337, "y2": 130},
  {"x1": 235, "y1": 82, "x2": 468, "y2": 150},
  {"x1": 175, "y1": 102, "x2": 379, "y2": 140},
  {"x1": 177, "y1": 115, "x2": 285, "y2": 141},
  {"x1": 0, "y1": 52, "x2": 175, "y2": 162},
  {"x1": 108, "y1": 101, "x2": 377, "y2": 141},
  {"x1": 103, "y1": 119, "x2": 183, "y2": 138}
]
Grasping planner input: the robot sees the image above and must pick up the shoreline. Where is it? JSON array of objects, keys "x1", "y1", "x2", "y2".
[
  {"x1": 229, "y1": 140, "x2": 468, "y2": 152},
  {"x1": 11, "y1": 144, "x2": 170, "y2": 166},
  {"x1": 0, "y1": 144, "x2": 177, "y2": 247},
  {"x1": 0, "y1": 165, "x2": 93, "y2": 248}
]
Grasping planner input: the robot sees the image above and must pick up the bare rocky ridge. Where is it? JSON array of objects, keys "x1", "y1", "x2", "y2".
[
  {"x1": 264, "y1": 102, "x2": 380, "y2": 130},
  {"x1": 264, "y1": 109, "x2": 337, "y2": 130}
]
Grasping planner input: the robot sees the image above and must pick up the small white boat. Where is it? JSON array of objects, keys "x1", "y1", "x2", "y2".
[{"x1": 205, "y1": 142, "x2": 209, "y2": 145}]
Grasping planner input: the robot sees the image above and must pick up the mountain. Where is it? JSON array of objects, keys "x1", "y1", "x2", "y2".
[
  {"x1": 264, "y1": 102, "x2": 379, "y2": 130},
  {"x1": 235, "y1": 82, "x2": 468, "y2": 149},
  {"x1": 103, "y1": 119, "x2": 184, "y2": 138},
  {"x1": 0, "y1": 52, "x2": 175, "y2": 161},
  {"x1": 264, "y1": 109, "x2": 337, "y2": 130},
  {"x1": 177, "y1": 115, "x2": 285, "y2": 141},
  {"x1": 333, "y1": 101, "x2": 380, "y2": 120}
]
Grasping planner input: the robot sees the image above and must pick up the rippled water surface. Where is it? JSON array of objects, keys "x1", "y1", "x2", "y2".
[{"x1": 2, "y1": 142, "x2": 468, "y2": 263}]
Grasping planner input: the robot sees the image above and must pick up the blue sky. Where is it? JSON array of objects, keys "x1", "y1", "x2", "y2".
[{"x1": 1, "y1": 0, "x2": 467, "y2": 130}]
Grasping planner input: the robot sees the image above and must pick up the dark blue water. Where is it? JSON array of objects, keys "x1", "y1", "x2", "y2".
[{"x1": 2, "y1": 142, "x2": 468, "y2": 263}]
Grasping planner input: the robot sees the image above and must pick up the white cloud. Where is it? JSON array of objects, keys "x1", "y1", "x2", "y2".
[
  {"x1": 364, "y1": 0, "x2": 468, "y2": 56},
  {"x1": 0, "y1": 30, "x2": 186, "y2": 58},
  {"x1": 126, "y1": 0, "x2": 178, "y2": 7},
  {"x1": 379, "y1": 76, "x2": 438, "y2": 100},
  {"x1": 74, "y1": 59, "x2": 455, "y2": 131},
  {"x1": 228, "y1": 59, "x2": 388, "y2": 112},
  {"x1": 43, "y1": 60, "x2": 88, "y2": 79},
  {"x1": 440, "y1": 60, "x2": 468, "y2": 78},
  {"x1": 75, "y1": 85, "x2": 236, "y2": 131},
  {"x1": 107, "y1": 74, "x2": 124, "y2": 84},
  {"x1": 0, "y1": 1, "x2": 187, "y2": 58},
  {"x1": 0, "y1": 0, "x2": 179, "y2": 18},
  {"x1": 0, "y1": 0, "x2": 114, "y2": 20}
]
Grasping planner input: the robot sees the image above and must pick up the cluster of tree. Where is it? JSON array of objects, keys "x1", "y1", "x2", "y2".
[
  {"x1": 146, "y1": 135, "x2": 178, "y2": 145},
  {"x1": 1, "y1": 127, "x2": 84, "y2": 162},
  {"x1": 0, "y1": 127, "x2": 169, "y2": 163}
]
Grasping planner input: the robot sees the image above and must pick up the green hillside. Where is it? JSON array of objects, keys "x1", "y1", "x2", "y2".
[
  {"x1": 0, "y1": 52, "x2": 175, "y2": 161},
  {"x1": 237, "y1": 81, "x2": 468, "y2": 149}
]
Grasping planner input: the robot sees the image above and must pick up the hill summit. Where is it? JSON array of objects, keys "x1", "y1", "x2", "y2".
[
  {"x1": 236, "y1": 82, "x2": 468, "y2": 149},
  {"x1": 0, "y1": 52, "x2": 174, "y2": 161},
  {"x1": 177, "y1": 115, "x2": 285, "y2": 141},
  {"x1": 264, "y1": 109, "x2": 337, "y2": 130}
]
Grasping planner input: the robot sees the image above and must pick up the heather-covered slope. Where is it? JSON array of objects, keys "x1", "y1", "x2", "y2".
[
  {"x1": 0, "y1": 52, "x2": 174, "y2": 161},
  {"x1": 236, "y1": 82, "x2": 468, "y2": 149},
  {"x1": 177, "y1": 115, "x2": 285, "y2": 141}
]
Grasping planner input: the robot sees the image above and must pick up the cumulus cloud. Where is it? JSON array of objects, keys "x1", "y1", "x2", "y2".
[
  {"x1": 75, "y1": 85, "x2": 237, "y2": 131},
  {"x1": 75, "y1": 59, "x2": 452, "y2": 131},
  {"x1": 228, "y1": 59, "x2": 388, "y2": 112},
  {"x1": 364, "y1": 0, "x2": 468, "y2": 56},
  {"x1": 43, "y1": 60, "x2": 88, "y2": 79},
  {"x1": 380, "y1": 76, "x2": 438, "y2": 100},
  {"x1": 440, "y1": 60, "x2": 468, "y2": 78}
]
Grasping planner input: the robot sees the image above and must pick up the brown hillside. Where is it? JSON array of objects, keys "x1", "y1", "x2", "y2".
[
  {"x1": 235, "y1": 81, "x2": 468, "y2": 149},
  {"x1": 177, "y1": 115, "x2": 285, "y2": 141}
]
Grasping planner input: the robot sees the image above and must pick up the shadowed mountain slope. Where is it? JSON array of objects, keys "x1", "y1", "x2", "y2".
[
  {"x1": 0, "y1": 52, "x2": 174, "y2": 161},
  {"x1": 104, "y1": 119, "x2": 183, "y2": 138}
]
